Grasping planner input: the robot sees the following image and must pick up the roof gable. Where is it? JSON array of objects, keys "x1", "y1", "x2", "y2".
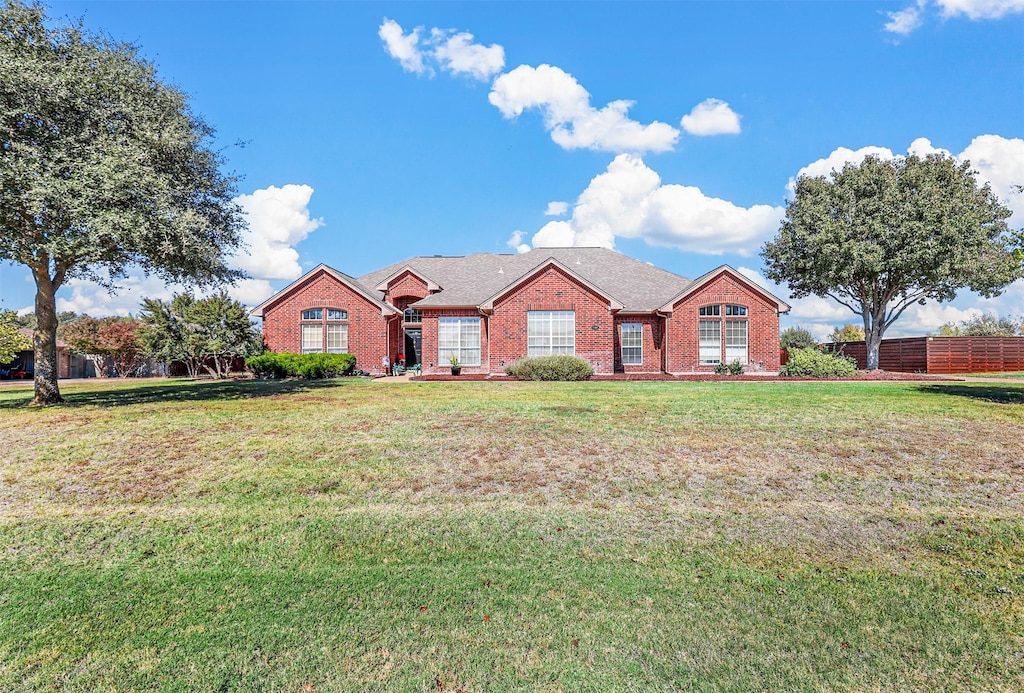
[
  {"x1": 373, "y1": 266, "x2": 441, "y2": 293},
  {"x1": 250, "y1": 264, "x2": 399, "y2": 318},
  {"x1": 659, "y1": 265, "x2": 791, "y2": 313},
  {"x1": 479, "y1": 257, "x2": 625, "y2": 311}
]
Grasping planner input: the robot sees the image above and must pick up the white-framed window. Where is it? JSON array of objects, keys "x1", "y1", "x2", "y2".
[
  {"x1": 301, "y1": 324, "x2": 322, "y2": 354},
  {"x1": 404, "y1": 308, "x2": 422, "y2": 323},
  {"x1": 528, "y1": 311, "x2": 575, "y2": 357},
  {"x1": 620, "y1": 323, "x2": 643, "y2": 366},
  {"x1": 725, "y1": 305, "x2": 747, "y2": 316},
  {"x1": 326, "y1": 323, "x2": 348, "y2": 353},
  {"x1": 699, "y1": 305, "x2": 720, "y2": 317},
  {"x1": 438, "y1": 317, "x2": 481, "y2": 366},
  {"x1": 301, "y1": 308, "x2": 323, "y2": 321},
  {"x1": 725, "y1": 320, "x2": 748, "y2": 364},
  {"x1": 327, "y1": 308, "x2": 347, "y2": 320},
  {"x1": 699, "y1": 319, "x2": 721, "y2": 364}
]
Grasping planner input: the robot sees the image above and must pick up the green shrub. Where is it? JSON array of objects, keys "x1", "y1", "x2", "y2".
[
  {"x1": 780, "y1": 326, "x2": 818, "y2": 352},
  {"x1": 713, "y1": 362, "x2": 729, "y2": 375},
  {"x1": 505, "y1": 355, "x2": 594, "y2": 381},
  {"x1": 728, "y1": 359, "x2": 744, "y2": 376},
  {"x1": 779, "y1": 347, "x2": 857, "y2": 378},
  {"x1": 245, "y1": 352, "x2": 356, "y2": 379}
]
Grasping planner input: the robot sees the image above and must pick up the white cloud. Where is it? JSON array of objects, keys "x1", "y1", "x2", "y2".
[
  {"x1": 379, "y1": 18, "x2": 428, "y2": 75},
  {"x1": 959, "y1": 135, "x2": 1024, "y2": 219},
  {"x1": 54, "y1": 183, "x2": 323, "y2": 315},
  {"x1": 936, "y1": 0, "x2": 1024, "y2": 19},
  {"x1": 524, "y1": 154, "x2": 784, "y2": 255},
  {"x1": 884, "y1": 1, "x2": 927, "y2": 34},
  {"x1": 790, "y1": 135, "x2": 1024, "y2": 220},
  {"x1": 489, "y1": 64, "x2": 680, "y2": 153},
  {"x1": 431, "y1": 28, "x2": 505, "y2": 81},
  {"x1": 380, "y1": 19, "x2": 504, "y2": 81},
  {"x1": 544, "y1": 200, "x2": 569, "y2": 217},
  {"x1": 506, "y1": 230, "x2": 531, "y2": 254},
  {"x1": 680, "y1": 98, "x2": 742, "y2": 136},
  {"x1": 231, "y1": 184, "x2": 324, "y2": 281}
]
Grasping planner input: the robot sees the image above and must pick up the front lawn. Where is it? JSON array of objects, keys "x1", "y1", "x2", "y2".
[{"x1": 1, "y1": 379, "x2": 1021, "y2": 691}]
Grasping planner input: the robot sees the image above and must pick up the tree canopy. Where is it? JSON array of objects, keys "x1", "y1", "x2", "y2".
[
  {"x1": 0, "y1": 310, "x2": 31, "y2": 363},
  {"x1": 762, "y1": 154, "x2": 1023, "y2": 369},
  {"x1": 1, "y1": 1, "x2": 246, "y2": 403},
  {"x1": 139, "y1": 292, "x2": 262, "y2": 379},
  {"x1": 780, "y1": 326, "x2": 818, "y2": 352},
  {"x1": 829, "y1": 324, "x2": 866, "y2": 343},
  {"x1": 934, "y1": 313, "x2": 1024, "y2": 337}
]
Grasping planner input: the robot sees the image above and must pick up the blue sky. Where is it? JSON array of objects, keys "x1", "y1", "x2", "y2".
[{"x1": 2, "y1": 0, "x2": 1022, "y2": 338}]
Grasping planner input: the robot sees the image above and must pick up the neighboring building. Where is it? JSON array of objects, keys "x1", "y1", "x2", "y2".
[
  {"x1": 251, "y1": 247, "x2": 791, "y2": 376},
  {"x1": 0, "y1": 328, "x2": 72, "y2": 379}
]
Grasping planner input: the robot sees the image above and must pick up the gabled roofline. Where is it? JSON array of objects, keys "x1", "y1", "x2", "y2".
[
  {"x1": 250, "y1": 264, "x2": 400, "y2": 318},
  {"x1": 658, "y1": 265, "x2": 791, "y2": 313},
  {"x1": 373, "y1": 265, "x2": 442, "y2": 293},
  {"x1": 479, "y1": 257, "x2": 625, "y2": 311}
]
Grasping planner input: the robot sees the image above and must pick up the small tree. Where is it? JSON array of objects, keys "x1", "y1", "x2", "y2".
[
  {"x1": 59, "y1": 316, "x2": 145, "y2": 377},
  {"x1": 763, "y1": 154, "x2": 1022, "y2": 369},
  {"x1": 139, "y1": 292, "x2": 261, "y2": 378},
  {"x1": 1, "y1": 2, "x2": 245, "y2": 403},
  {"x1": 829, "y1": 324, "x2": 866, "y2": 342},
  {"x1": 780, "y1": 326, "x2": 817, "y2": 352},
  {"x1": 934, "y1": 312, "x2": 1023, "y2": 337},
  {"x1": 0, "y1": 310, "x2": 31, "y2": 364}
]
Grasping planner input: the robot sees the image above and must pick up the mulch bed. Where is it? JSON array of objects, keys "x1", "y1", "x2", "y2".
[{"x1": 411, "y1": 371, "x2": 960, "y2": 382}]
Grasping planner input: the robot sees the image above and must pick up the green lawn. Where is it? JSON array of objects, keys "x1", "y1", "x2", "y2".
[
  {"x1": 1, "y1": 378, "x2": 1022, "y2": 692},
  {"x1": 960, "y1": 371, "x2": 1024, "y2": 379}
]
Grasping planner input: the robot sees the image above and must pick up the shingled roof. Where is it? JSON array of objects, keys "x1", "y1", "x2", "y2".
[{"x1": 356, "y1": 247, "x2": 693, "y2": 312}]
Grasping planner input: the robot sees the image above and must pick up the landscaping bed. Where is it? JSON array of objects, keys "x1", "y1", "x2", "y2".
[{"x1": 414, "y1": 370, "x2": 956, "y2": 382}]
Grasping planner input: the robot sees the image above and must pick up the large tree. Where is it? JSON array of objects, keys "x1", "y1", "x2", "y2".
[
  {"x1": 0, "y1": 1, "x2": 245, "y2": 404},
  {"x1": 59, "y1": 315, "x2": 145, "y2": 377},
  {"x1": 139, "y1": 292, "x2": 262, "y2": 379},
  {"x1": 0, "y1": 310, "x2": 31, "y2": 364},
  {"x1": 762, "y1": 154, "x2": 1023, "y2": 369}
]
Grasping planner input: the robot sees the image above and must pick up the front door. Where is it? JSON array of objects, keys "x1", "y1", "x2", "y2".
[{"x1": 404, "y1": 328, "x2": 422, "y2": 366}]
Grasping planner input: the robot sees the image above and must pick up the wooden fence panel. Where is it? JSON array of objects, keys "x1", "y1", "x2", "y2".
[{"x1": 821, "y1": 336, "x2": 1023, "y2": 373}]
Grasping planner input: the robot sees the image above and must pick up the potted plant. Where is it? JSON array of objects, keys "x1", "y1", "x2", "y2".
[{"x1": 449, "y1": 353, "x2": 461, "y2": 376}]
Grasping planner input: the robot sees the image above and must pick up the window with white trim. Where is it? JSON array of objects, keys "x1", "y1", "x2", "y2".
[
  {"x1": 699, "y1": 305, "x2": 720, "y2": 317},
  {"x1": 301, "y1": 324, "x2": 322, "y2": 353},
  {"x1": 725, "y1": 304, "x2": 747, "y2": 316},
  {"x1": 699, "y1": 319, "x2": 721, "y2": 364},
  {"x1": 326, "y1": 324, "x2": 349, "y2": 353},
  {"x1": 327, "y1": 308, "x2": 347, "y2": 320},
  {"x1": 438, "y1": 317, "x2": 481, "y2": 366},
  {"x1": 620, "y1": 323, "x2": 643, "y2": 365},
  {"x1": 725, "y1": 320, "x2": 748, "y2": 364},
  {"x1": 528, "y1": 311, "x2": 575, "y2": 357},
  {"x1": 301, "y1": 308, "x2": 323, "y2": 321}
]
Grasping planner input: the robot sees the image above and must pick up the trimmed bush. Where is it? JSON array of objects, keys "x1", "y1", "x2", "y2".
[
  {"x1": 780, "y1": 326, "x2": 818, "y2": 352},
  {"x1": 713, "y1": 362, "x2": 729, "y2": 375},
  {"x1": 505, "y1": 355, "x2": 594, "y2": 381},
  {"x1": 779, "y1": 347, "x2": 857, "y2": 378},
  {"x1": 245, "y1": 352, "x2": 356, "y2": 379}
]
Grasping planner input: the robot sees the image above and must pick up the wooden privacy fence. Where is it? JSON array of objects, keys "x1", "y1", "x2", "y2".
[{"x1": 822, "y1": 336, "x2": 1024, "y2": 374}]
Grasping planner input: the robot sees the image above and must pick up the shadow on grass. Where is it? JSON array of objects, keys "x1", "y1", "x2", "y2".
[
  {"x1": 915, "y1": 383, "x2": 1024, "y2": 405},
  {"x1": 0, "y1": 378, "x2": 353, "y2": 409}
]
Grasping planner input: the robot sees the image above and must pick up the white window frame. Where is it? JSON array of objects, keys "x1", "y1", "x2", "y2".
[
  {"x1": 438, "y1": 317, "x2": 481, "y2": 366},
  {"x1": 326, "y1": 323, "x2": 349, "y2": 353},
  {"x1": 699, "y1": 319, "x2": 721, "y2": 365},
  {"x1": 301, "y1": 308, "x2": 322, "y2": 321},
  {"x1": 327, "y1": 308, "x2": 347, "y2": 320},
  {"x1": 725, "y1": 320, "x2": 748, "y2": 364},
  {"x1": 620, "y1": 323, "x2": 643, "y2": 366},
  {"x1": 528, "y1": 311, "x2": 575, "y2": 357},
  {"x1": 301, "y1": 323, "x2": 323, "y2": 354}
]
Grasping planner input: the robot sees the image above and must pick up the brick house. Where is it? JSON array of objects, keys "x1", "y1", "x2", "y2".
[{"x1": 251, "y1": 247, "x2": 791, "y2": 376}]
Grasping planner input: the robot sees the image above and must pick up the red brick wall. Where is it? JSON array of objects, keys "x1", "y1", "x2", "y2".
[
  {"x1": 613, "y1": 315, "x2": 666, "y2": 373},
  {"x1": 386, "y1": 271, "x2": 430, "y2": 310},
  {"x1": 665, "y1": 272, "x2": 782, "y2": 373},
  {"x1": 260, "y1": 270, "x2": 391, "y2": 374},
  {"x1": 488, "y1": 266, "x2": 616, "y2": 374},
  {"x1": 420, "y1": 308, "x2": 490, "y2": 375}
]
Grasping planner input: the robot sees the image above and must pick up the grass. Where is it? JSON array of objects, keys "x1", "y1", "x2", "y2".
[
  {"x1": 959, "y1": 370, "x2": 1024, "y2": 380},
  {"x1": 1, "y1": 377, "x2": 1022, "y2": 692}
]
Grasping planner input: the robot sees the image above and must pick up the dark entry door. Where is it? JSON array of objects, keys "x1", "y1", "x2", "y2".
[{"x1": 404, "y1": 329, "x2": 422, "y2": 366}]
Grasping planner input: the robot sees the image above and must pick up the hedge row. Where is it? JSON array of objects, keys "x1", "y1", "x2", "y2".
[
  {"x1": 779, "y1": 347, "x2": 857, "y2": 377},
  {"x1": 505, "y1": 355, "x2": 594, "y2": 381},
  {"x1": 245, "y1": 352, "x2": 357, "y2": 379}
]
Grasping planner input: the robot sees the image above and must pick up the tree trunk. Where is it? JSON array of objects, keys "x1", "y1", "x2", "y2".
[{"x1": 31, "y1": 276, "x2": 63, "y2": 405}]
